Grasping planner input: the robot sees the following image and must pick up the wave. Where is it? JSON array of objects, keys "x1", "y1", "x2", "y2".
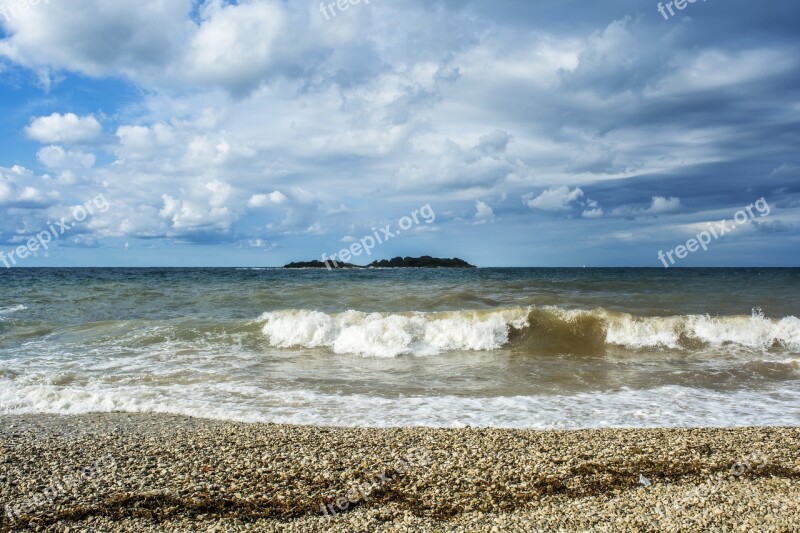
[
  {"x1": 259, "y1": 308, "x2": 529, "y2": 357},
  {"x1": 0, "y1": 305, "x2": 26, "y2": 319},
  {"x1": 258, "y1": 307, "x2": 800, "y2": 357},
  {"x1": 3, "y1": 379, "x2": 799, "y2": 428}
]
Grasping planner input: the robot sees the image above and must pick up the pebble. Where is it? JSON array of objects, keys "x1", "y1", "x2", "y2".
[{"x1": 0, "y1": 415, "x2": 798, "y2": 532}]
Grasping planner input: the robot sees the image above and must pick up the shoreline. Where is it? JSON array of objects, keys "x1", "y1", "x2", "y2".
[{"x1": 1, "y1": 414, "x2": 799, "y2": 532}]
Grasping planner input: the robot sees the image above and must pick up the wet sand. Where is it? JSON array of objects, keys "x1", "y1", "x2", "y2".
[{"x1": 1, "y1": 414, "x2": 798, "y2": 532}]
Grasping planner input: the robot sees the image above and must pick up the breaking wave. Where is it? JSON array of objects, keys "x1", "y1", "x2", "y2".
[
  {"x1": 0, "y1": 305, "x2": 26, "y2": 319},
  {"x1": 259, "y1": 307, "x2": 800, "y2": 357},
  {"x1": 0, "y1": 304, "x2": 26, "y2": 314}
]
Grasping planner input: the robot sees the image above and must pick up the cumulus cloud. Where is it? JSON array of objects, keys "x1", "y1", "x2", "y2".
[
  {"x1": 25, "y1": 113, "x2": 102, "y2": 144},
  {"x1": 115, "y1": 124, "x2": 176, "y2": 161},
  {"x1": 155, "y1": 180, "x2": 236, "y2": 240},
  {"x1": 611, "y1": 196, "x2": 682, "y2": 218},
  {"x1": 0, "y1": 0, "x2": 365, "y2": 97},
  {"x1": 0, "y1": 0, "x2": 191, "y2": 79},
  {"x1": 247, "y1": 239, "x2": 275, "y2": 250},
  {"x1": 0, "y1": 166, "x2": 59, "y2": 209},
  {"x1": 649, "y1": 197, "x2": 682, "y2": 214},
  {"x1": 474, "y1": 200, "x2": 495, "y2": 224},
  {"x1": 248, "y1": 191, "x2": 289, "y2": 209},
  {"x1": 183, "y1": 1, "x2": 286, "y2": 96},
  {"x1": 582, "y1": 199, "x2": 604, "y2": 219},
  {"x1": 523, "y1": 186, "x2": 584, "y2": 211},
  {"x1": 37, "y1": 146, "x2": 96, "y2": 169},
  {"x1": 159, "y1": 195, "x2": 233, "y2": 236}
]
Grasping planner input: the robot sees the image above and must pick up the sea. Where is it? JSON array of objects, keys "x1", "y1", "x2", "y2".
[{"x1": 1, "y1": 268, "x2": 798, "y2": 429}]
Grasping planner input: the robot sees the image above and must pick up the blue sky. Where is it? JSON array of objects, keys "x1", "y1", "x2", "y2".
[{"x1": 0, "y1": 0, "x2": 798, "y2": 267}]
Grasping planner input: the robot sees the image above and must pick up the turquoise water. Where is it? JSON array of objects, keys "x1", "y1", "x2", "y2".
[{"x1": 1, "y1": 268, "x2": 798, "y2": 427}]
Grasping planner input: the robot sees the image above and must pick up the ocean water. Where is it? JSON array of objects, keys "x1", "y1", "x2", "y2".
[{"x1": 0, "y1": 268, "x2": 798, "y2": 428}]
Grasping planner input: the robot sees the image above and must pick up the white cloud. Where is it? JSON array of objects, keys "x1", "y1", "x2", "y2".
[
  {"x1": 611, "y1": 196, "x2": 681, "y2": 218},
  {"x1": 0, "y1": 0, "x2": 191, "y2": 79},
  {"x1": 646, "y1": 49, "x2": 795, "y2": 97},
  {"x1": 115, "y1": 124, "x2": 176, "y2": 161},
  {"x1": 327, "y1": 204, "x2": 350, "y2": 216},
  {"x1": 397, "y1": 134, "x2": 527, "y2": 190},
  {"x1": 159, "y1": 194, "x2": 234, "y2": 234},
  {"x1": 0, "y1": 0, "x2": 323, "y2": 96},
  {"x1": 474, "y1": 200, "x2": 495, "y2": 224},
  {"x1": 649, "y1": 196, "x2": 682, "y2": 214},
  {"x1": 183, "y1": 1, "x2": 286, "y2": 96},
  {"x1": 248, "y1": 191, "x2": 289, "y2": 208},
  {"x1": 0, "y1": 166, "x2": 59, "y2": 208},
  {"x1": 248, "y1": 239, "x2": 274, "y2": 249},
  {"x1": 582, "y1": 199, "x2": 604, "y2": 218},
  {"x1": 523, "y1": 186, "x2": 584, "y2": 211},
  {"x1": 153, "y1": 180, "x2": 237, "y2": 238},
  {"x1": 37, "y1": 146, "x2": 95, "y2": 169},
  {"x1": 25, "y1": 113, "x2": 102, "y2": 144}
]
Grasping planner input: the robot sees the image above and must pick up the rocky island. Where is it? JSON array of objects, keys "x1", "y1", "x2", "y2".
[
  {"x1": 283, "y1": 260, "x2": 359, "y2": 269},
  {"x1": 283, "y1": 256, "x2": 475, "y2": 269},
  {"x1": 368, "y1": 256, "x2": 475, "y2": 268}
]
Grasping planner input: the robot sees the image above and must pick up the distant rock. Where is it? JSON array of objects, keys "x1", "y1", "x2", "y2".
[
  {"x1": 283, "y1": 260, "x2": 359, "y2": 269},
  {"x1": 368, "y1": 256, "x2": 476, "y2": 268},
  {"x1": 282, "y1": 256, "x2": 475, "y2": 269}
]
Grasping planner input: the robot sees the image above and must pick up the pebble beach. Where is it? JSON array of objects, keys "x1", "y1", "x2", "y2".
[{"x1": 1, "y1": 414, "x2": 798, "y2": 532}]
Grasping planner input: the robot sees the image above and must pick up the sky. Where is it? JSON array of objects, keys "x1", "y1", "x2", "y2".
[{"x1": 0, "y1": 0, "x2": 798, "y2": 268}]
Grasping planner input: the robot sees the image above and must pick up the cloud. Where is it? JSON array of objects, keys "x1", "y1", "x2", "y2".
[
  {"x1": 247, "y1": 239, "x2": 274, "y2": 249},
  {"x1": 0, "y1": 166, "x2": 59, "y2": 209},
  {"x1": 477, "y1": 130, "x2": 511, "y2": 154},
  {"x1": 248, "y1": 191, "x2": 289, "y2": 209},
  {"x1": 395, "y1": 127, "x2": 526, "y2": 191},
  {"x1": 649, "y1": 196, "x2": 682, "y2": 214},
  {"x1": 36, "y1": 146, "x2": 96, "y2": 169},
  {"x1": 753, "y1": 220, "x2": 793, "y2": 234},
  {"x1": 182, "y1": 1, "x2": 286, "y2": 96},
  {"x1": 157, "y1": 180, "x2": 236, "y2": 240},
  {"x1": 0, "y1": 1, "x2": 798, "y2": 265},
  {"x1": 0, "y1": 0, "x2": 370, "y2": 97},
  {"x1": 0, "y1": 0, "x2": 191, "y2": 79},
  {"x1": 25, "y1": 113, "x2": 102, "y2": 144},
  {"x1": 305, "y1": 222, "x2": 325, "y2": 235},
  {"x1": 611, "y1": 196, "x2": 682, "y2": 218},
  {"x1": 523, "y1": 186, "x2": 584, "y2": 211},
  {"x1": 582, "y1": 203, "x2": 604, "y2": 219},
  {"x1": 473, "y1": 200, "x2": 495, "y2": 224},
  {"x1": 770, "y1": 164, "x2": 799, "y2": 177},
  {"x1": 115, "y1": 124, "x2": 176, "y2": 161}
]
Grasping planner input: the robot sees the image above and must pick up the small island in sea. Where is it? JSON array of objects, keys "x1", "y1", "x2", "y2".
[
  {"x1": 283, "y1": 255, "x2": 476, "y2": 269},
  {"x1": 283, "y1": 260, "x2": 360, "y2": 269}
]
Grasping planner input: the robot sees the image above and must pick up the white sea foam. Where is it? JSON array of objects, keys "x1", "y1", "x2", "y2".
[
  {"x1": 605, "y1": 309, "x2": 800, "y2": 350},
  {"x1": 604, "y1": 313, "x2": 685, "y2": 349},
  {"x1": 259, "y1": 308, "x2": 530, "y2": 357},
  {"x1": 0, "y1": 304, "x2": 26, "y2": 319},
  {"x1": 1, "y1": 379, "x2": 798, "y2": 429},
  {"x1": 258, "y1": 307, "x2": 800, "y2": 356}
]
